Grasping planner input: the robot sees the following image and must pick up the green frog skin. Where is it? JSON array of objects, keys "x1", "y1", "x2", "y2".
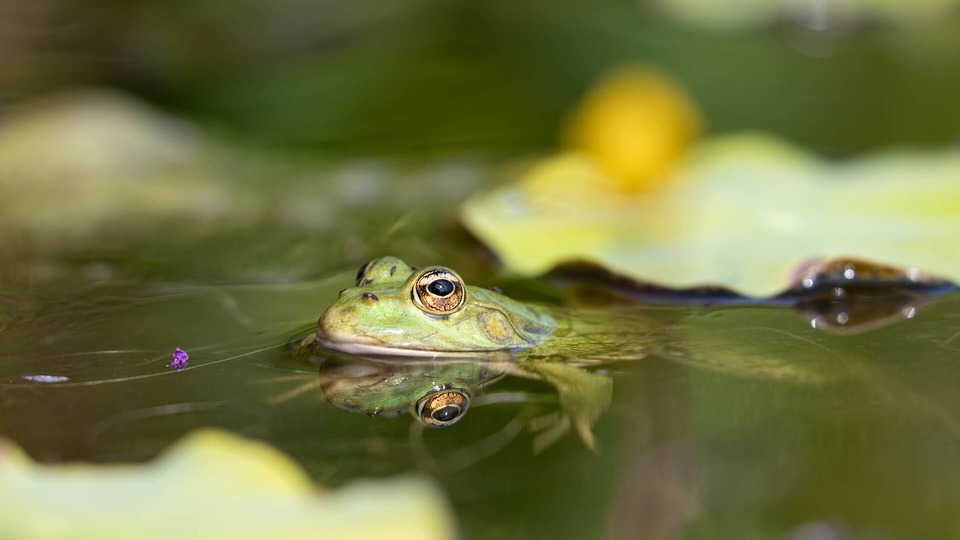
[{"x1": 317, "y1": 257, "x2": 557, "y2": 357}]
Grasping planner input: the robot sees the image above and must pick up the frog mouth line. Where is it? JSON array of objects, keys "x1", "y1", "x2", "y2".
[{"x1": 317, "y1": 337, "x2": 500, "y2": 358}]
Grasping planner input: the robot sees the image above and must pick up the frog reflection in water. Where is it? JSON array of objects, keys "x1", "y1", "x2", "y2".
[
  {"x1": 298, "y1": 256, "x2": 946, "y2": 447},
  {"x1": 312, "y1": 350, "x2": 613, "y2": 452},
  {"x1": 317, "y1": 355, "x2": 505, "y2": 427},
  {"x1": 299, "y1": 256, "x2": 620, "y2": 447}
]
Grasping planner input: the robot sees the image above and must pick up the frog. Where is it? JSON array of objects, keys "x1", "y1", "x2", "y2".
[
  {"x1": 313, "y1": 254, "x2": 947, "y2": 360},
  {"x1": 315, "y1": 256, "x2": 560, "y2": 357},
  {"x1": 300, "y1": 256, "x2": 620, "y2": 443},
  {"x1": 306, "y1": 256, "x2": 841, "y2": 381},
  {"x1": 292, "y1": 254, "x2": 947, "y2": 458},
  {"x1": 299, "y1": 255, "x2": 920, "y2": 451}
]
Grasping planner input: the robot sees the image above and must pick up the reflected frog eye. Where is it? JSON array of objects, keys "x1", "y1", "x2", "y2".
[
  {"x1": 412, "y1": 267, "x2": 465, "y2": 315},
  {"x1": 415, "y1": 388, "x2": 470, "y2": 427}
]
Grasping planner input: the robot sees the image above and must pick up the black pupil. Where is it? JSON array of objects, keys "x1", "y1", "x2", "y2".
[
  {"x1": 432, "y1": 405, "x2": 460, "y2": 422},
  {"x1": 428, "y1": 279, "x2": 455, "y2": 296}
]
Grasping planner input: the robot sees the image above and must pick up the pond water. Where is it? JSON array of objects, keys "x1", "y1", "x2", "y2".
[
  {"x1": 4, "y1": 3, "x2": 960, "y2": 535},
  {"x1": 2, "y1": 255, "x2": 960, "y2": 538}
]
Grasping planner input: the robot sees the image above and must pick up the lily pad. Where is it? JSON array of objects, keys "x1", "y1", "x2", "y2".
[
  {"x1": 462, "y1": 136, "x2": 960, "y2": 297},
  {"x1": 0, "y1": 429, "x2": 456, "y2": 540},
  {"x1": 461, "y1": 63, "x2": 960, "y2": 298}
]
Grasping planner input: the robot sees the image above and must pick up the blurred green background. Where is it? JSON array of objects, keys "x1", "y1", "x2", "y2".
[{"x1": 4, "y1": 0, "x2": 959, "y2": 156}]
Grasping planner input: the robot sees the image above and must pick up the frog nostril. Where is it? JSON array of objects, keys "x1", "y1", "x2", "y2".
[
  {"x1": 338, "y1": 289, "x2": 348, "y2": 297},
  {"x1": 362, "y1": 292, "x2": 379, "y2": 302}
]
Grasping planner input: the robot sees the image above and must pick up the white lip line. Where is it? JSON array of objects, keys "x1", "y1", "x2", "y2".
[{"x1": 318, "y1": 338, "x2": 493, "y2": 358}]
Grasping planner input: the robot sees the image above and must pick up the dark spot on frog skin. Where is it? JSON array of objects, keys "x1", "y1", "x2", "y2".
[
  {"x1": 331, "y1": 305, "x2": 357, "y2": 321},
  {"x1": 491, "y1": 286, "x2": 502, "y2": 294},
  {"x1": 362, "y1": 292, "x2": 379, "y2": 302},
  {"x1": 362, "y1": 278, "x2": 374, "y2": 285},
  {"x1": 390, "y1": 265, "x2": 397, "y2": 276}
]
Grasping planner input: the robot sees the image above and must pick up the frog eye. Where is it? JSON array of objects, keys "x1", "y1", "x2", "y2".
[
  {"x1": 415, "y1": 388, "x2": 470, "y2": 427},
  {"x1": 412, "y1": 267, "x2": 465, "y2": 315},
  {"x1": 355, "y1": 260, "x2": 372, "y2": 286}
]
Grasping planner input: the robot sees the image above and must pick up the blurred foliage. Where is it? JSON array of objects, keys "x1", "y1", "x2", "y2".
[
  {"x1": 0, "y1": 89, "x2": 495, "y2": 287},
  {"x1": 463, "y1": 132, "x2": 960, "y2": 296},
  {"x1": 655, "y1": 0, "x2": 960, "y2": 31},
  {"x1": 456, "y1": 60, "x2": 960, "y2": 297},
  {"x1": 0, "y1": 429, "x2": 456, "y2": 539},
  {"x1": 2, "y1": 0, "x2": 960, "y2": 156}
]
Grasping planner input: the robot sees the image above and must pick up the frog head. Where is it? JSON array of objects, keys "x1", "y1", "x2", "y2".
[{"x1": 317, "y1": 257, "x2": 556, "y2": 356}]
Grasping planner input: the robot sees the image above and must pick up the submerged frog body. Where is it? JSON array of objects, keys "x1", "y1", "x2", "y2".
[
  {"x1": 312, "y1": 256, "x2": 913, "y2": 387},
  {"x1": 304, "y1": 255, "x2": 917, "y2": 446},
  {"x1": 318, "y1": 257, "x2": 557, "y2": 356}
]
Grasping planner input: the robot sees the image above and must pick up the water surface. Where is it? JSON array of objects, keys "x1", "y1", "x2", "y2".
[{"x1": 2, "y1": 270, "x2": 959, "y2": 539}]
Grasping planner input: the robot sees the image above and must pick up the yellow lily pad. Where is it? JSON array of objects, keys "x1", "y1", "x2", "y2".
[
  {"x1": 0, "y1": 429, "x2": 456, "y2": 540},
  {"x1": 462, "y1": 134, "x2": 960, "y2": 297}
]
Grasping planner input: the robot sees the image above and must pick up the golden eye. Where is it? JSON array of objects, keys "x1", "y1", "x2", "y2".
[
  {"x1": 415, "y1": 388, "x2": 470, "y2": 427},
  {"x1": 412, "y1": 267, "x2": 465, "y2": 315}
]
